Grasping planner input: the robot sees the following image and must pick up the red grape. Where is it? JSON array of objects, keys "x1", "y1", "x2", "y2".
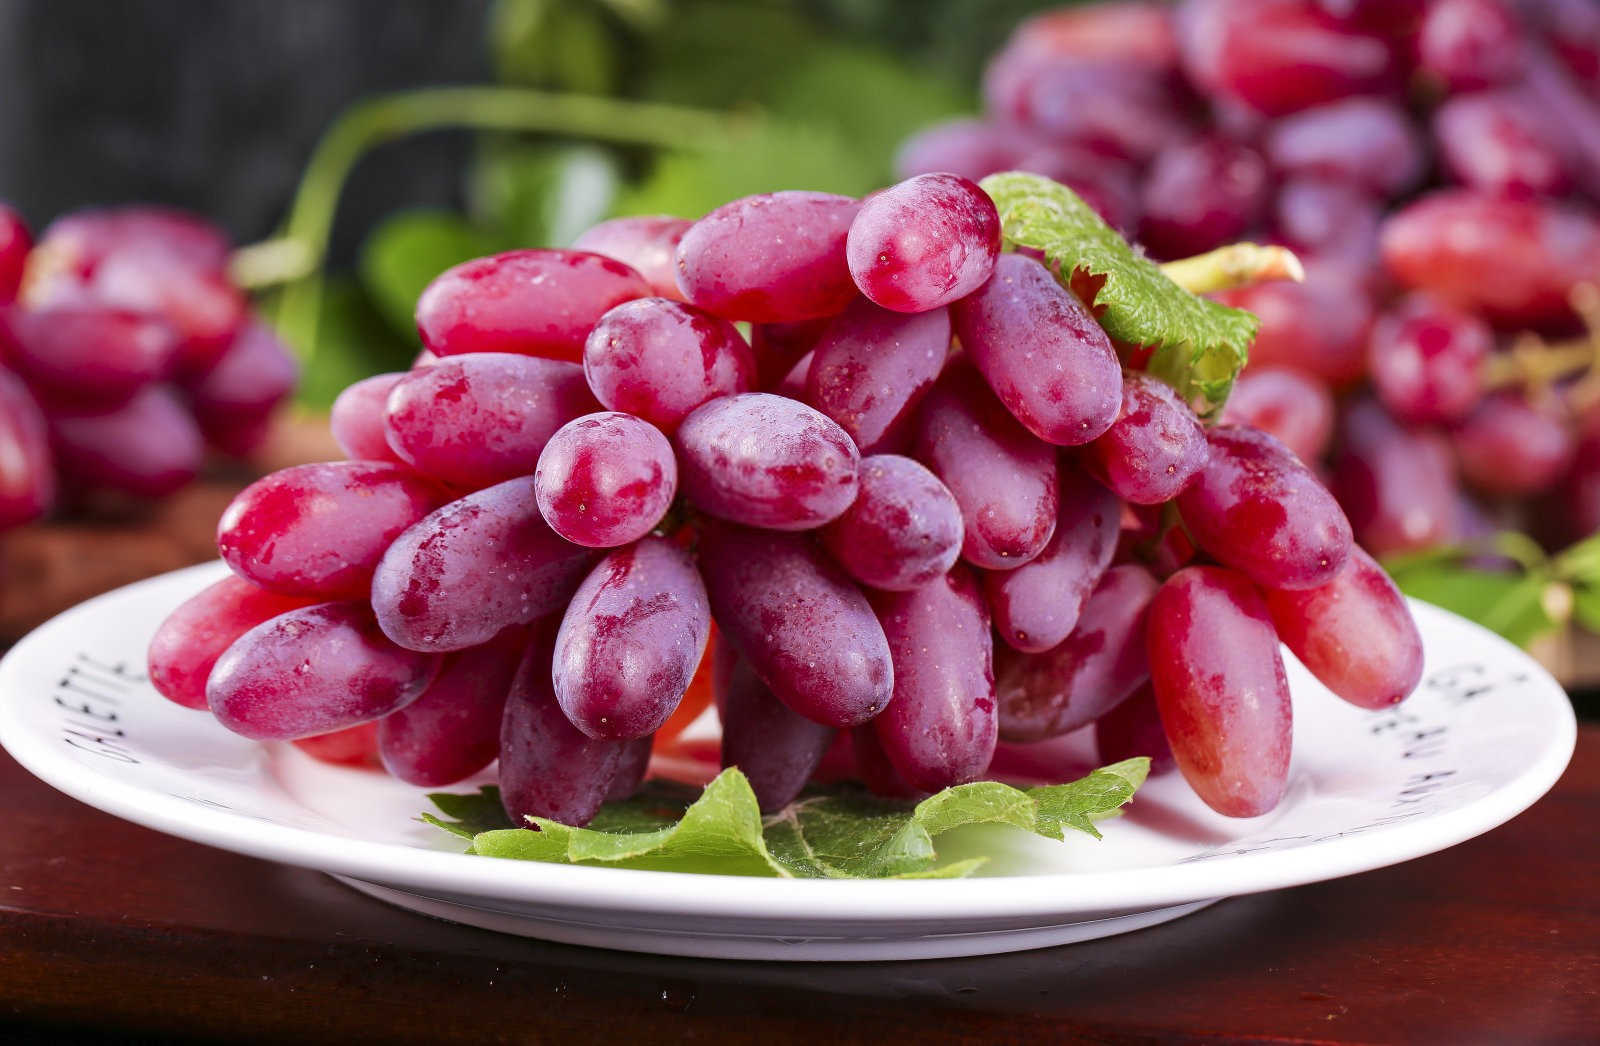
[
  {"x1": 1265, "y1": 546, "x2": 1423, "y2": 710},
  {"x1": 582, "y1": 297, "x2": 754, "y2": 433},
  {"x1": 1094, "y1": 682, "x2": 1176, "y2": 775},
  {"x1": 208, "y1": 602, "x2": 440, "y2": 741},
  {"x1": 984, "y1": 468, "x2": 1120, "y2": 653},
  {"x1": 1380, "y1": 190, "x2": 1600, "y2": 329},
  {"x1": 1331, "y1": 397, "x2": 1461, "y2": 556},
  {"x1": 1367, "y1": 294, "x2": 1492, "y2": 425},
  {"x1": 1434, "y1": 90, "x2": 1573, "y2": 199},
  {"x1": 1177, "y1": 425, "x2": 1353, "y2": 590},
  {"x1": 994, "y1": 563, "x2": 1159, "y2": 741},
  {"x1": 1220, "y1": 368, "x2": 1336, "y2": 464},
  {"x1": 534, "y1": 412, "x2": 676, "y2": 549},
  {"x1": 0, "y1": 367, "x2": 55, "y2": 527},
  {"x1": 697, "y1": 520, "x2": 892, "y2": 729},
  {"x1": 372, "y1": 476, "x2": 595, "y2": 653},
  {"x1": 553, "y1": 537, "x2": 711, "y2": 740},
  {"x1": 819, "y1": 454, "x2": 963, "y2": 592},
  {"x1": 1453, "y1": 393, "x2": 1576, "y2": 497},
  {"x1": 330, "y1": 372, "x2": 406, "y2": 464},
  {"x1": 912, "y1": 362, "x2": 1059, "y2": 569},
  {"x1": 1147, "y1": 566, "x2": 1292, "y2": 818},
  {"x1": 894, "y1": 119, "x2": 1032, "y2": 183},
  {"x1": 1269, "y1": 177, "x2": 1382, "y2": 276},
  {"x1": 749, "y1": 318, "x2": 830, "y2": 390},
  {"x1": 1262, "y1": 97, "x2": 1425, "y2": 199},
  {"x1": 49, "y1": 385, "x2": 203, "y2": 499},
  {"x1": 0, "y1": 204, "x2": 32, "y2": 303},
  {"x1": 1, "y1": 304, "x2": 177, "y2": 407},
  {"x1": 1220, "y1": 279, "x2": 1373, "y2": 386},
  {"x1": 1006, "y1": 2, "x2": 1181, "y2": 70},
  {"x1": 68, "y1": 249, "x2": 243, "y2": 373},
  {"x1": 147, "y1": 574, "x2": 314, "y2": 711},
  {"x1": 846, "y1": 173, "x2": 1000, "y2": 314},
  {"x1": 1416, "y1": 0, "x2": 1528, "y2": 91},
  {"x1": 606, "y1": 736, "x2": 654, "y2": 803},
  {"x1": 415, "y1": 249, "x2": 650, "y2": 363},
  {"x1": 383, "y1": 352, "x2": 600, "y2": 489},
  {"x1": 499, "y1": 627, "x2": 639, "y2": 827},
  {"x1": 954, "y1": 253, "x2": 1122, "y2": 446},
  {"x1": 804, "y1": 298, "x2": 949, "y2": 454},
  {"x1": 186, "y1": 318, "x2": 298, "y2": 452},
  {"x1": 1085, "y1": 372, "x2": 1209, "y2": 504},
  {"x1": 570, "y1": 216, "x2": 691, "y2": 301},
  {"x1": 294, "y1": 723, "x2": 381, "y2": 768},
  {"x1": 715, "y1": 639, "x2": 834, "y2": 812},
  {"x1": 871, "y1": 566, "x2": 997, "y2": 793},
  {"x1": 1138, "y1": 136, "x2": 1269, "y2": 260},
  {"x1": 217, "y1": 462, "x2": 444, "y2": 601},
  {"x1": 674, "y1": 191, "x2": 861, "y2": 323},
  {"x1": 675, "y1": 392, "x2": 859, "y2": 530},
  {"x1": 378, "y1": 628, "x2": 528, "y2": 787},
  {"x1": 1013, "y1": 60, "x2": 1195, "y2": 165}
]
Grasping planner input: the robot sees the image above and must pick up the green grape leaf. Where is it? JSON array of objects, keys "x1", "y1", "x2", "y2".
[
  {"x1": 1571, "y1": 584, "x2": 1600, "y2": 635},
  {"x1": 358, "y1": 210, "x2": 508, "y2": 342},
  {"x1": 275, "y1": 276, "x2": 417, "y2": 409},
  {"x1": 1385, "y1": 548, "x2": 1563, "y2": 649},
  {"x1": 469, "y1": 142, "x2": 620, "y2": 249},
  {"x1": 979, "y1": 171, "x2": 1259, "y2": 418},
  {"x1": 424, "y1": 759, "x2": 1150, "y2": 880}
]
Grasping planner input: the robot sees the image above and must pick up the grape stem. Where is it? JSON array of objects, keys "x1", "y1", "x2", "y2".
[
  {"x1": 232, "y1": 86, "x2": 748, "y2": 360},
  {"x1": 1157, "y1": 243, "x2": 1305, "y2": 295},
  {"x1": 1484, "y1": 283, "x2": 1600, "y2": 401}
]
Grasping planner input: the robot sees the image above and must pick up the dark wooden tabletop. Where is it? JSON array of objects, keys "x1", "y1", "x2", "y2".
[{"x1": 0, "y1": 722, "x2": 1593, "y2": 1045}]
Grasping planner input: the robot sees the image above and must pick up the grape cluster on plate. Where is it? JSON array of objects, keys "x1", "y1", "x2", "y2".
[
  {"x1": 148, "y1": 171, "x2": 1422, "y2": 827},
  {"x1": 899, "y1": 0, "x2": 1600, "y2": 556},
  {"x1": 0, "y1": 205, "x2": 296, "y2": 523}
]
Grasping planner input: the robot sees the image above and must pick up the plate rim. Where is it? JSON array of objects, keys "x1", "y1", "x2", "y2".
[{"x1": 0, "y1": 561, "x2": 1578, "y2": 925}]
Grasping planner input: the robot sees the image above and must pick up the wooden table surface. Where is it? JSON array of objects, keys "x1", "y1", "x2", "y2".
[{"x1": 0, "y1": 721, "x2": 1593, "y2": 1045}]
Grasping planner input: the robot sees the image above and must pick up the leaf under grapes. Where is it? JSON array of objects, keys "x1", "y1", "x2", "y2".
[
  {"x1": 979, "y1": 171, "x2": 1259, "y2": 418},
  {"x1": 1385, "y1": 548, "x2": 1562, "y2": 648},
  {"x1": 423, "y1": 759, "x2": 1150, "y2": 879}
]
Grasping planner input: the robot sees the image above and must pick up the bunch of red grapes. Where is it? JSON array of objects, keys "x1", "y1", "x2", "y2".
[
  {"x1": 147, "y1": 169, "x2": 1424, "y2": 826},
  {"x1": 0, "y1": 204, "x2": 296, "y2": 525},
  {"x1": 900, "y1": 0, "x2": 1600, "y2": 557}
]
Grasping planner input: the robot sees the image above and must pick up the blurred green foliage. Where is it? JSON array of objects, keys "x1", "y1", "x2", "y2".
[{"x1": 305, "y1": 0, "x2": 1063, "y2": 401}]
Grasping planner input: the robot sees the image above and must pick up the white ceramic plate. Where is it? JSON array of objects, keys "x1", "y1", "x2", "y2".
[{"x1": 0, "y1": 561, "x2": 1576, "y2": 961}]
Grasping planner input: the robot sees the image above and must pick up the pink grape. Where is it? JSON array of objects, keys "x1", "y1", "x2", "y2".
[
  {"x1": 1, "y1": 304, "x2": 177, "y2": 407},
  {"x1": 217, "y1": 462, "x2": 443, "y2": 601},
  {"x1": 0, "y1": 367, "x2": 54, "y2": 527},
  {"x1": 1220, "y1": 279, "x2": 1373, "y2": 387},
  {"x1": 499, "y1": 627, "x2": 639, "y2": 827},
  {"x1": 1331, "y1": 397, "x2": 1461, "y2": 556},
  {"x1": 383, "y1": 352, "x2": 600, "y2": 489},
  {"x1": 33, "y1": 206, "x2": 229, "y2": 276},
  {"x1": 371, "y1": 476, "x2": 595, "y2": 653},
  {"x1": 1138, "y1": 136, "x2": 1269, "y2": 260},
  {"x1": 994, "y1": 563, "x2": 1159, "y2": 742},
  {"x1": 1147, "y1": 565, "x2": 1292, "y2": 818},
  {"x1": 1265, "y1": 546, "x2": 1423, "y2": 710},
  {"x1": 851, "y1": 723, "x2": 921, "y2": 798},
  {"x1": 715, "y1": 639, "x2": 834, "y2": 812},
  {"x1": 1435, "y1": 90, "x2": 1573, "y2": 199},
  {"x1": 846, "y1": 173, "x2": 1000, "y2": 314},
  {"x1": 893, "y1": 119, "x2": 1031, "y2": 183},
  {"x1": 147, "y1": 575, "x2": 314, "y2": 711},
  {"x1": 803, "y1": 298, "x2": 950, "y2": 453},
  {"x1": 1011, "y1": 60, "x2": 1194, "y2": 165},
  {"x1": 1417, "y1": 0, "x2": 1527, "y2": 91},
  {"x1": 606, "y1": 736, "x2": 654, "y2": 802},
  {"x1": 1220, "y1": 368, "x2": 1336, "y2": 464},
  {"x1": 187, "y1": 319, "x2": 298, "y2": 454},
  {"x1": 872, "y1": 566, "x2": 997, "y2": 793},
  {"x1": 1176, "y1": 0, "x2": 1399, "y2": 117},
  {"x1": 1262, "y1": 97, "x2": 1424, "y2": 199},
  {"x1": 553, "y1": 537, "x2": 711, "y2": 740},
  {"x1": 1094, "y1": 682, "x2": 1176, "y2": 775},
  {"x1": 675, "y1": 191, "x2": 861, "y2": 323},
  {"x1": 912, "y1": 362, "x2": 1059, "y2": 569},
  {"x1": 1269, "y1": 177, "x2": 1382, "y2": 275},
  {"x1": 378, "y1": 628, "x2": 528, "y2": 787},
  {"x1": 774, "y1": 350, "x2": 815, "y2": 401},
  {"x1": 750, "y1": 318, "x2": 829, "y2": 390},
  {"x1": 697, "y1": 520, "x2": 892, "y2": 729},
  {"x1": 534, "y1": 412, "x2": 676, "y2": 548},
  {"x1": 415, "y1": 249, "x2": 650, "y2": 363},
  {"x1": 1367, "y1": 295, "x2": 1492, "y2": 426},
  {"x1": 1380, "y1": 190, "x2": 1600, "y2": 329},
  {"x1": 675, "y1": 392, "x2": 859, "y2": 530},
  {"x1": 1177, "y1": 425, "x2": 1353, "y2": 590},
  {"x1": 69, "y1": 248, "x2": 243, "y2": 373},
  {"x1": 330, "y1": 373, "x2": 406, "y2": 464},
  {"x1": 582, "y1": 297, "x2": 754, "y2": 433},
  {"x1": 819, "y1": 454, "x2": 963, "y2": 592},
  {"x1": 207, "y1": 602, "x2": 440, "y2": 741},
  {"x1": 49, "y1": 385, "x2": 203, "y2": 499},
  {"x1": 1084, "y1": 372, "x2": 1208, "y2": 505},
  {"x1": 0, "y1": 204, "x2": 32, "y2": 303},
  {"x1": 984, "y1": 469, "x2": 1119, "y2": 653},
  {"x1": 570, "y1": 216, "x2": 691, "y2": 301},
  {"x1": 1453, "y1": 393, "x2": 1576, "y2": 497},
  {"x1": 953, "y1": 253, "x2": 1122, "y2": 447},
  {"x1": 1003, "y1": 2, "x2": 1181, "y2": 70}
]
